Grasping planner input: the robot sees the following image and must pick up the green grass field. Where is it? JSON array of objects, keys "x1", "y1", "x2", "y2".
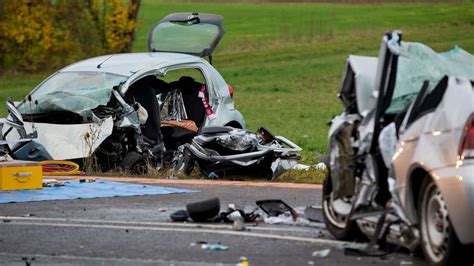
[{"x1": 0, "y1": 1, "x2": 473, "y2": 181}]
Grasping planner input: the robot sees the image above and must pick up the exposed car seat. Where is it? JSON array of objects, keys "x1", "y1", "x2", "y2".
[
  {"x1": 174, "y1": 76, "x2": 207, "y2": 128},
  {"x1": 160, "y1": 76, "x2": 208, "y2": 152},
  {"x1": 126, "y1": 76, "x2": 168, "y2": 144}
]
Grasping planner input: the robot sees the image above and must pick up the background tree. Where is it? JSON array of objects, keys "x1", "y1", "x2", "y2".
[{"x1": 0, "y1": 0, "x2": 141, "y2": 72}]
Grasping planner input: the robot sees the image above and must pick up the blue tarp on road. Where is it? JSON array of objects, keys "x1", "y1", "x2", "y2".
[{"x1": 0, "y1": 181, "x2": 195, "y2": 203}]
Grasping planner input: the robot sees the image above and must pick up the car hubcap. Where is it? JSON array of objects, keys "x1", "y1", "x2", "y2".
[
  {"x1": 421, "y1": 182, "x2": 449, "y2": 263},
  {"x1": 324, "y1": 193, "x2": 352, "y2": 228}
]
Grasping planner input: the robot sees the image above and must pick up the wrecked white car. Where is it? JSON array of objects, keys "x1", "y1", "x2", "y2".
[
  {"x1": 323, "y1": 31, "x2": 474, "y2": 264},
  {"x1": 1, "y1": 13, "x2": 246, "y2": 172}
]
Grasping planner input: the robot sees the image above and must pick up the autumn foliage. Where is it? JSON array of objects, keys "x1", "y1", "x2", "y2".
[{"x1": 0, "y1": 0, "x2": 141, "y2": 72}]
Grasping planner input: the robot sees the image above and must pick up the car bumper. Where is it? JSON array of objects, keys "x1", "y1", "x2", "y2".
[{"x1": 430, "y1": 162, "x2": 474, "y2": 244}]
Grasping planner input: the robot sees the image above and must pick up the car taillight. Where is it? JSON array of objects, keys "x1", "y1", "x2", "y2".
[
  {"x1": 228, "y1": 85, "x2": 234, "y2": 98},
  {"x1": 458, "y1": 114, "x2": 474, "y2": 160}
]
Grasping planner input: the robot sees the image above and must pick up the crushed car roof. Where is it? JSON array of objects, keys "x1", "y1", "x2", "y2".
[{"x1": 61, "y1": 52, "x2": 203, "y2": 76}]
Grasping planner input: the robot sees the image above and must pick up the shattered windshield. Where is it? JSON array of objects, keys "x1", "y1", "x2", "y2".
[
  {"x1": 387, "y1": 42, "x2": 474, "y2": 114},
  {"x1": 18, "y1": 71, "x2": 127, "y2": 117}
]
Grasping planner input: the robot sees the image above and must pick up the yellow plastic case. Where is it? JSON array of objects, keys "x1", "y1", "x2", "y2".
[{"x1": 0, "y1": 160, "x2": 42, "y2": 190}]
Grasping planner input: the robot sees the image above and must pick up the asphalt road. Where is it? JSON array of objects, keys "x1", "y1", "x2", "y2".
[{"x1": 0, "y1": 181, "x2": 426, "y2": 265}]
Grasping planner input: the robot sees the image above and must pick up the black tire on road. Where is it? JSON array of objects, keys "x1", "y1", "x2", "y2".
[
  {"x1": 322, "y1": 171, "x2": 363, "y2": 241},
  {"x1": 186, "y1": 198, "x2": 221, "y2": 222}
]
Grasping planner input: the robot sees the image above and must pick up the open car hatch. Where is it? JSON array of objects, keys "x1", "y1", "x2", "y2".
[{"x1": 148, "y1": 13, "x2": 224, "y2": 57}]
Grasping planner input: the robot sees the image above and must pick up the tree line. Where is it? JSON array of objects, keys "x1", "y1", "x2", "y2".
[{"x1": 0, "y1": 0, "x2": 141, "y2": 72}]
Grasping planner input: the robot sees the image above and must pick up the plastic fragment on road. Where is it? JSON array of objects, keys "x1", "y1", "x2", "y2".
[
  {"x1": 190, "y1": 241, "x2": 208, "y2": 247},
  {"x1": 264, "y1": 213, "x2": 295, "y2": 225},
  {"x1": 238, "y1": 257, "x2": 249, "y2": 266},
  {"x1": 228, "y1": 210, "x2": 246, "y2": 231},
  {"x1": 312, "y1": 248, "x2": 331, "y2": 258},
  {"x1": 201, "y1": 244, "x2": 229, "y2": 251}
]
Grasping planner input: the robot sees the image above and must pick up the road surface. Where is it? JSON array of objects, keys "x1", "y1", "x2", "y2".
[{"x1": 0, "y1": 178, "x2": 425, "y2": 265}]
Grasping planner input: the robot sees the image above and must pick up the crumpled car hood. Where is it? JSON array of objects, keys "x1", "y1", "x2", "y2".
[{"x1": 4, "y1": 117, "x2": 113, "y2": 160}]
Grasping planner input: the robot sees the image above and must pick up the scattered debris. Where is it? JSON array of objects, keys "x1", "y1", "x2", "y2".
[
  {"x1": 191, "y1": 241, "x2": 229, "y2": 251},
  {"x1": 42, "y1": 179, "x2": 68, "y2": 187},
  {"x1": 79, "y1": 178, "x2": 96, "y2": 183},
  {"x1": 190, "y1": 241, "x2": 208, "y2": 247},
  {"x1": 256, "y1": 199, "x2": 298, "y2": 219},
  {"x1": 304, "y1": 206, "x2": 323, "y2": 223},
  {"x1": 293, "y1": 164, "x2": 311, "y2": 170},
  {"x1": 228, "y1": 211, "x2": 246, "y2": 231},
  {"x1": 314, "y1": 162, "x2": 327, "y2": 170},
  {"x1": 293, "y1": 162, "x2": 327, "y2": 171},
  {"x1": 170, "y1": 210, "x2": 189, "y2": 222},
  {"x1": 21, "y1": 257, "x2": 35, "y2": 266},
  {"x1": 201, "y1": 244, "x2": 229, "y2": 251},
  {"x1": 312, "y1": 249, "x2": 331, "y2": 258},
  {"x1": 264, "y1": 214, "x2": 294, "y2": 225},
  {"x1": 238, "y1": 256, "x2": 249, "y2": 266}
]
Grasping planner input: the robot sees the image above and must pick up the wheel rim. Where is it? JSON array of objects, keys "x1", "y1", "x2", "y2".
[
  {"x1": 323, "y1": 193, "x2": 352, "y2": 229},
  {"x1": 421, "y1": 181, "x2": 450, "y2": 263}
]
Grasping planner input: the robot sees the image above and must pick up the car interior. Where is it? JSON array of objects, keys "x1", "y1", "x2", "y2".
[{"x1": 125, "y1": 69, "x2": 209, "y2": 155}]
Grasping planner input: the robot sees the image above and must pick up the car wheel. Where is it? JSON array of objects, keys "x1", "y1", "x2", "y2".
[
  {"x1": 418, "y1": 176, "x2": 469, "y2": 265},
  {"x1": 322, "y1": 171, "x2": 363, "y2": 240},
  {"x1": 120, "y1": 151, "x2": 148, "y2": 175},
  {"x1": 186, "y1": 198, "x2": 220, "y2": 222}
]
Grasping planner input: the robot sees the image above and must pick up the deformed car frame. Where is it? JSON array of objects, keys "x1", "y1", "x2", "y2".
[{"x1": 323, "y1": 31, "x2": 474, "y2": 265}]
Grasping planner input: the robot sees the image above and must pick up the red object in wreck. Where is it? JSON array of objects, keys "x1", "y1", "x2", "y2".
[
  {"x1": 199, "y1": 85, "x2": 214, "y2": 116},
  {"x1": 228, "y1": 84, "x2": 234, "y2": 98}
]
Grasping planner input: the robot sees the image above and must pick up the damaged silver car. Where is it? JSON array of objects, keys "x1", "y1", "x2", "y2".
[
  {"x1": 323, "y1": 31, "x2": 474, "y2": 265},
  {"x1": 1, "y1": 13, "x2": 245, "y2": 172}
]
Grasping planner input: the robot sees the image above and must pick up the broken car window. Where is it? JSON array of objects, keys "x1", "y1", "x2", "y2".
[
  {"x1": 387, "y1": 43, "x2": 474, "y2": 114},
  {"x1": 17, "y1": 71, "x2": 127, "y2": 118}
]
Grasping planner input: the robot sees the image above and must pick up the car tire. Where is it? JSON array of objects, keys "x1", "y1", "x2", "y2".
[
  {"x1": 186, "y1": 198, "x2": 220, "y2": 222},
  {"x1": 322, "y1": 171, "x2": 363, "y2": 240},
  {"x1": 120, "y1": 151, "x2": 148, "y2": 175},
  {"x1": 418, "y1": 176, "x2": 471, "y2": 265}
]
